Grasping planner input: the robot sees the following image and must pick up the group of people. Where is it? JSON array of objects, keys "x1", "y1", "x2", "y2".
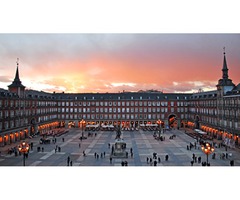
[
  {"x1": 190, "y1": 153, "x2": 202, "y2": 166},
  {"x1": 94, "y1": 151, "x2": 106, "y2": 159},
  {"x1": 146, "y1": 152, "x2": 169, "y2": 166}
]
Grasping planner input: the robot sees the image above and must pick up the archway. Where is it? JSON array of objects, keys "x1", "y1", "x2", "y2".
[
  {"x1": 168, "y1": 114, "x2": 177, "y2": 128},
  {"x1": 30, "y1": 117, "x2": 37, "y2": 135},
  {"x1": 195, "y1": 115, "x2": 200, "y2": 129}
]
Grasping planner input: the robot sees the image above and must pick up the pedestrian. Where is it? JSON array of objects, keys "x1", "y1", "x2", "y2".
[
  {"x1": 154, "y1": 160, "x2": 157, "y2": 166},
  {"x1": 79, "y1": 143, "x2": 81, "y2": 148},
  {"x1": 165, "y1": 154, "x2": 169, "y2": 161},
  {"x1": 158, "y1": 157, "x2": 161, "y2": 163},
  {"x1": 192, "y1": 153, "x2": 195, "y2": 160},
  {"x1": 67, "y1": 156, "x2": 70, "y2": 166},
  {"x1": 94, "y1": 152, "x2": 97, "y2": 158},
  {"x1": 62, "y1": 137, "x2": 64, "y2": 142},
  {"x1": 108, "y1": 143, "x2": 110, "y2": 149},
  {"x1": 147, "y1": 157, "x2": 149, "y2": 163},
  {"x1": 83, "y1": 151, "x2": 86, "y2": 156},
  {"x1": 70, "y1": 161, "x2": 73, "y2": 166},
  {"x1": 110, "y1": 157, "x2": 112, "y2": 164},
  {"x1": 42, "y1": 147, "x2": 44, "y2": 152},
  {"x1": 103, "y1": 152, "x2": 105, "y2": 157},
  {"x1": 198, "y1": 156, "x2": 201, "y2": 163},
  {"x1": 191, "y1": 160, "x2": 194, "y2": 166},
  {"x1": 101, "y1": 153, "x2": 103, "y2": 158}
]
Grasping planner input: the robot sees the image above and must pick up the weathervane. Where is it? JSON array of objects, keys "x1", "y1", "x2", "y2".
[{"x1": 16, "y1": 58, "x2": 19, "y2": 66}]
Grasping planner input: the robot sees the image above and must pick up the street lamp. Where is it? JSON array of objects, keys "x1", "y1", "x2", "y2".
[
  {"x1": 201, "y1": 142, "x2": 214, "y2": 166},
  {"x1": 18, "y1": 141, "x2": 29, "y2": 166}
]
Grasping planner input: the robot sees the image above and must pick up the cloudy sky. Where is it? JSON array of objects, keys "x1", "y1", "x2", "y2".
[{"x1": 0, "y1": 34, "x2": 239, "y2": 93}]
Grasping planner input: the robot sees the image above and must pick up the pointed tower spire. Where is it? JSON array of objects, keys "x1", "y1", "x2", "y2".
[
  {"x1": 222, "y1": 47, "x2": 229, "y2": 79},
  {"x1": 14, "y1": 58, "x2": 21, "y2": 82},
  {"x1": 8, "y1": 58, "x2": 25, "y2": 97},
  {"x1": 216, "y1": 48, "x2": 235, "y2": 94}
]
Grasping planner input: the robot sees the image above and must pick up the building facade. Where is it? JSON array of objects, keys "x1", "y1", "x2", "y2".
[{"x1": 0, "y1": 52, "x2": 239, "y2": 147}]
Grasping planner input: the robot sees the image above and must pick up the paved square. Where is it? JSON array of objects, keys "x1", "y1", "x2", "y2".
[{"x1": 1, "y1": 128, "x2": 240, "y2": 166}]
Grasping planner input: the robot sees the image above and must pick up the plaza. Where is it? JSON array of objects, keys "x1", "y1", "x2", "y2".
[{"x1": 0, "y1": 127, "x2": 239, "y2": 166}]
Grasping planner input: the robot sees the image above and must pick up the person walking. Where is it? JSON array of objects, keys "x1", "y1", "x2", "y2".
[
  {"x1": 110, "y1": 157, "x2": 112, "y2": 164},
  {"x1": 154, "y1": 160, "x2": 157, "y2": 166},
  {"x1": 67, "y1": 156, "x2": 70, "y2": 166},
  {"x1": 165, "y1": 154, "x2": 169, "y2": 161}
]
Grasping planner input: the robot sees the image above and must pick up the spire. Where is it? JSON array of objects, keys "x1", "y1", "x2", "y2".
[
  {"x1": 8, "y1": 58, "x2": 25, "y2": 90},
  {"x1": 216, "y1": 48, "x2": 235, "y2": 92},
  {"x1": 222, "y1": 47, "x2": 229, "y2": 79},
  {"x1": 14, "y1": 58, "x2": 21, "y2": 82}
]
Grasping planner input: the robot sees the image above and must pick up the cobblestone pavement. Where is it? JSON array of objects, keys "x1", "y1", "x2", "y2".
[{"x1": 1, "y1": 128, "x2": 239, "y2": 166}]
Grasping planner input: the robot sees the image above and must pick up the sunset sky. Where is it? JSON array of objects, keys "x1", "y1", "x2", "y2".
[{"x1": 0, "y1": 34, "x2": 239, "y2": 94}]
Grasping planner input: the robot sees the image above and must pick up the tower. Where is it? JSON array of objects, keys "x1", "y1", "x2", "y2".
[
  {"x1": 8, "y1": 58, "x2": 25, "y2": 97},
  {"x1": 216, "y1": 48, "x2": 235, "y2": 96}
]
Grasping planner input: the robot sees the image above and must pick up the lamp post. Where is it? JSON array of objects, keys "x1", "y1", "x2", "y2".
[
  {"x1": 201, "y1": 142, "x2": 214, "y2": 166},
  {"x1": 18, "y1": 141, "x2": 29, "y2": 166}
]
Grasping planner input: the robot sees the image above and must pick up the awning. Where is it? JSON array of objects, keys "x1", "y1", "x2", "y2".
[
  {"x1": 86, "y1": 124, "x2": 99, "y2": 128},
  {"x1": 101, "y1": 125, "x2": 114, "y2": 128},
  {"x1": 195, "y1": 129, "x2": 207, "y2": 134},
  {"x1": 146, "y1": 124, "x2": 158, "y2": 126}
]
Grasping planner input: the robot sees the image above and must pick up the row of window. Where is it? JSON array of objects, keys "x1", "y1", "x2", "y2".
[
  {"x1": 189, "y1": 107, "x2": 239, "y2": 118},
  {"x1": 57, "y1": 113, "x2": 189, "y2": 120},
  {"x1": 0, "y1": 114, "x2": 58, "y2": 131},
  {"x1": 58, "y1": 101, "x2": 185, "y2": 107},
  {"x1": 0, "y1": 108, "x2": 57, "y2": 118},
  {"x1": 0, "y1": 100, "x2": 57, "y2": 107},
  {"x1": 59, "y1": 107, "x2": 188, "y2": 113}
]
